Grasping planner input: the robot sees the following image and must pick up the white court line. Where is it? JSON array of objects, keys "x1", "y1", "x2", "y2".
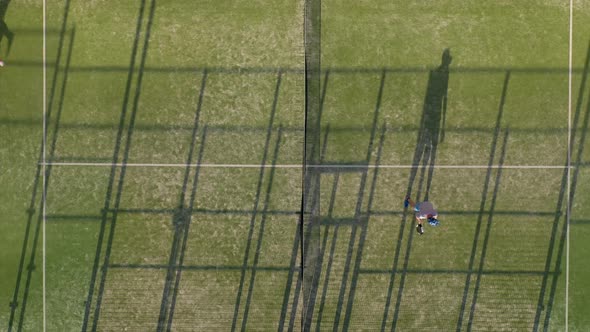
[
  {"x1": 42, "y1": 0, "x2": 47, "y2": 330},
  {"x1": 566, "y1": 0, "x2": 573, "y2": 330},
  {"x1": 40, "y1": 162, "x2": 574, "y2": 169}
]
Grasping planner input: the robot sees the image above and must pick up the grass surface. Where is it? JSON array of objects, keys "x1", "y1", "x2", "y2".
[{"x1": 1, "y1": 0, "x2": 589, "y2": 331}]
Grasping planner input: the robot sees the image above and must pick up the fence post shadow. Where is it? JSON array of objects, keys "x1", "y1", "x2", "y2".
[
  {"x1": 8, "y1": 0, "x2": 73, "y2": 328},
  {"x1": 240, "y1": 125, "x2": 284, "y2": 330},
  {"x1": 466, "y1": 128, "x2": 509, "y2": 329},
  {"x1": 536, "y1": 39, "x2": 590, "y2": 332},
  {"x1": 156, "y1": 69, "x2": 208, "y2": 331},
  {"x1": 332, "y1": 70, "x2": 385, "y2": 331},
  {"x1": 81, "y1": 0, "x2": 155, "y2": 329},
  {"x1": 342, "y1": 123, "x2": 387, "y2": 331},
  {"x1": 456, "y1": 70, "x2": 510, "y2": 331},
  {"x1": 162, "y1": 70, "x2": 207, "y2": 331},
  {"x1": 230, "y1": 70, "x2": 282, "y2": 332},
  {"x1": 89, "y1": 0, "x2": 157, "y2": 324}
]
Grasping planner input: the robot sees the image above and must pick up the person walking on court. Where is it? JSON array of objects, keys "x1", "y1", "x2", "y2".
[{"x1": 404, "y1": 196, "x2": 439, "y2": 235}]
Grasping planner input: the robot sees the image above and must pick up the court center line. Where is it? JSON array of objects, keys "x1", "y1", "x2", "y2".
[{"x1": 39, "y1": 162, "x2": 574, "y2": 169}]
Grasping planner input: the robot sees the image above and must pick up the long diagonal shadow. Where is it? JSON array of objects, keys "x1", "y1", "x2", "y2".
[
  {"x1": 390, "y1": 154, "x2": 427, "y2": 332},
  {"x1": 230, "y1": 71, "x2": 282, "y2": 332},
  {"x1": 90, "y1": 1, "x2": 157, "y2": 328},
  {"x1": 241, "y1": 126, "x2": 284, "y2": 330},
  {"x1": 342, "y1": 124, "x2": 387, "y2": 331},
  {"x1": 156, "y1": 70, "x2": 208, "y2": 331},
  {"x1": 456, "y1": 71, "x2": 511, "y2": 331},
  {"x1": 165, "y1": 125, "x2": 208, "y2": 332},
  {"x1": 81, "y1": 0, "x2": 156, "y2": 330},
  {"x1": 80, "y1": 0, "x2": 147, "y2": 328},
  {"x1": 538, "y1": 40, "x2": 590, "y2": 332},
  {"x1": 163, "y1": 74, "x2": 209, "y2": 331},
  {"x1": 379, "y1": 190, "x2": 407, "y2": 329},
  {"x1": 379, "y1": 65, "x2": 439, "y2": 331},
  {"x1": 467, "y1": 129, "x2": 510, "y2": 329},
  {"x1": 9, "y1": 18, "x2": 75, "y2": 332},
  {"x1": 333, "y1": 70, "x2": 385, "y2": 331},
  {"x1": 7, "y1": 0, "x2": 70, "y2": 328},
  {"x1": 313, "y1": 130, "x2": 339, "y2": 331}
]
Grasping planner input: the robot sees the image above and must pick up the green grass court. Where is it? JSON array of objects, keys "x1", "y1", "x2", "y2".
[{"x1": 1, "y1": 0, "x2": 590, "y2": 331}]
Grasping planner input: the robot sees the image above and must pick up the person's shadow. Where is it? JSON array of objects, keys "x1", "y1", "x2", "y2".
[
  {"x1": 409, "y1": 49, "x2": 452, "y2": 199},
  {"x1": 0, "y1": 20, "x2": 13, "y2": 55},
  {"x1": 0, "y1": 0, "x2": 13, "y2": 56}
]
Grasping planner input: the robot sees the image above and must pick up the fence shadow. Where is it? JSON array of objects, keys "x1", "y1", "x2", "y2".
[
  {"x1": 7, "y1": 0, "x2": 73, "y2": 329},
  {"x1": 81, "y1": 0, "x2": 156, "y2": 330},
  {"x1": 7, "y1": 8, "x2": 588, "y2": 329}
]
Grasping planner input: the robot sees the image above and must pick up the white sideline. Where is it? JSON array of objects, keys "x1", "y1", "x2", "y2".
[
  {"x1": 39, "y1": 162, "x2": 574, "y2": 169},
  {"x1": 42, "y1": 0, "x2": 47, "y2": 330}
]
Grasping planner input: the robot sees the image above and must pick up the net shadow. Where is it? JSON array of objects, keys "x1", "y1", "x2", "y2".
[
  {"x1": 81, "y1": 0, "x2": 156, "y2": 329},
  {"x1": 7, "y1": 0, "x2": 73, "y2": 327}
]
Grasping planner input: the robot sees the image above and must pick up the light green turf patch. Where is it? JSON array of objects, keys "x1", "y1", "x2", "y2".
[
  {"x1": 184, "y1": 214, "x2": 254, "y2": 267},
  {"x1": 309, "y1": 225, "x2": 353, "y2": 331},
  {"x1": 322, "y1": 0, "x2": 569, "y2": 68},
  {"x1": 245, "y1": 271, "x2": 297, "y2": 330},
  {"x1": 195, "y1": 168, "x2": 259, "y2": 211},
  {"x1": 117, "y1": 166, "x2": 186, "y2": 209},
  {"x1": 395, "y1": 274, "x2": 466, "y2": 331},
  {"x1": 320, "y1": 173, "x2": 362, "y2": 218},
  {"x1": 46, "y1": 220, "x2": 99, "y2": 331},
  {"x1": 359, "y1": 216, "x2": 405, "y2": 270},
  {"x1": 109, "y1": 213, "x2": 175, "y2": 265},
  {"x1": 170, "y1": 271, "x2": 240, "y2": 331},
  {"x1": 266, "y1": 168, "x2": 302, "y2": 211},
  {"x1": 345, "y1": 273, "x2": 392, "y2": 329},
  {"x1": 256, "y1": 215, "x2": 299, "y2": 267},
  {"x1": 149, "y1": 0, "x2": 303, "y2": 67},
  {"x1": 469, "y1": 275, "x2": 542, "y2": 331},
  {"x1": 94, "y1": 269, "x2": 166, "y2": 331}
]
